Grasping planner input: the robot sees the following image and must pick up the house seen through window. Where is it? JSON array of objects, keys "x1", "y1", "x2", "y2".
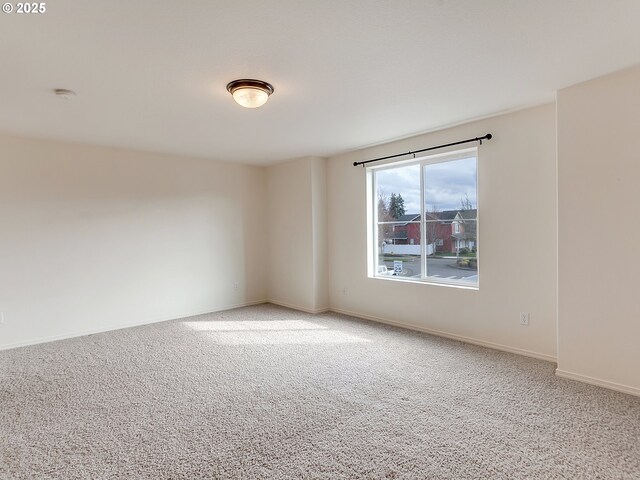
[{"x1": 370, "y1": 148, "x2": 478, "y2": 287}]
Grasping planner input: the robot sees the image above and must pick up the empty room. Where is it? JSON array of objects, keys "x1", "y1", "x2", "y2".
[{"x1": 1, "y1": 1, "x2": 639, "y2": 478}]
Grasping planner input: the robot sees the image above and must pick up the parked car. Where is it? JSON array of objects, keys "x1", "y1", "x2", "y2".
[{"x1": 377, "y1": 265, "x2": 395, "y2": 276}]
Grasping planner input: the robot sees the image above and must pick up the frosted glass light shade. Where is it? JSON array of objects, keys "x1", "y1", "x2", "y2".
[
  {"x1": 232, "y1": 87, "x2": 269, "y2": 108},
  {"x1": 226, "y1": 79, "x2": 274, "y2": 109}
]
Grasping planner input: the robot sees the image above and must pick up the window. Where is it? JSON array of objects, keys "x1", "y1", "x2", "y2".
[{"x1": 368, "y1": 148, "x2": 478, "y2": 287}]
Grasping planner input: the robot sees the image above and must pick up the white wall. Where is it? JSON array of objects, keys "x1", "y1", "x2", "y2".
[
  {"x1": 327, "y1": 105, "x2": 558, "y2": 360},
  {"x1": 0, "y1": 134, "x2": 267, "y2": 349},
  {"x1": 266, "y1": 157, "x2": 328, "y2": 313},
  {"x1": 557, "y1": 66, "x2": 640, "y2": 395},
  {"x1": 311, "y1": 157, "x2": 329, "y2": 311}
]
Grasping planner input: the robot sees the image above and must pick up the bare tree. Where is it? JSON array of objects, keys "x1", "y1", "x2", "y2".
[
  {"x1": 460, "y1": 194, "x2": 474, "y2": 211},
  {"x1": 424, "y1": 206, "x2": 440, "y2": 255},
  {"x1": 459, "y1": 194, "x2": 477, "y2": 251},
  {"x1": 377, "y1": 188, "x2": 393, "y2": 247},
  {"x1": 377, "y1": 189, "x2": 389, "y2": 220}
]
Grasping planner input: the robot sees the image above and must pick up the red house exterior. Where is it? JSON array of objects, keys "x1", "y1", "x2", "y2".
[
  {"x1": 388, "y1": 214, "x2": 420, "y2": 245},
  {"x1": 384, "y1": 210, "x2": 477, "y2": 254}
]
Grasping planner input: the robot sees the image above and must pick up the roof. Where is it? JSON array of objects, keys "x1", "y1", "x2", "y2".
[
  {"x1": 437, "y1": 210, "x2": 459, "y2": 222},
  {"x1": 431, "y1": 209, "x2": 477, "y2": 223},
  {"x1": 389, "y1": 209, "x2": 477, "y2": 225},
  {"x1": 387, "y1": 232, "x2": 408, "y2": 240},
  {"x1": 394, "y1": 213, "x2": 420, "y2": 224},
  {"x1": 458, "y1": 209, "x2": 477, "y2": 220}
]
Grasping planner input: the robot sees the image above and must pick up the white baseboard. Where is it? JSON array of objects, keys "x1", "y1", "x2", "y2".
[
  {"x1": 0, "y1": 299, "x2": 268, "y2": 352},
  {"x1": 330, "y1": 307, "x2": 557, "y2": 363},
  {"x1": 555, "y1": 369, "x2": 640, "y2": 397},
  {"x1": 267, "y1": 299, "x2": 329, "y2": 315}
]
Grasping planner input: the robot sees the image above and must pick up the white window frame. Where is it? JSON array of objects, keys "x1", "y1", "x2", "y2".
[{"x1": 367, "y1": 147, "x2": 478, "y2": 289}]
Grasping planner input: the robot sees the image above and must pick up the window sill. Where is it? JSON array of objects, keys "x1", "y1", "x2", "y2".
[{"x1": 369, "y1": 274, "x2": 479, "y2": 290}]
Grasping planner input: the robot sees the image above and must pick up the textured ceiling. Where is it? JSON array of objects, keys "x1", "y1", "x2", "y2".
[{"x1": 1, "y1": 0, "x2": 639, "y2": 165}]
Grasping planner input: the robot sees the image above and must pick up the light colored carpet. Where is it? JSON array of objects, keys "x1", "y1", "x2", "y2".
[{"x1": 1, "y1": 304, "x2": 639, "y2": 479}]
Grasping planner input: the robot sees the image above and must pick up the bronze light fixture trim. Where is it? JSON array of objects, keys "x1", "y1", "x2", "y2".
[{"x1": 226, "y1": 79, "x2": 274, "y2": 108}]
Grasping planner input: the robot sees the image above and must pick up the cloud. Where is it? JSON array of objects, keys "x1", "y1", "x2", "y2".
[
  {"x1": 425, "y1": 157, "x2": 476, "y2": 211},
  {"x1": 376, "y1": 164, "x2": 421, "y2": 212},
  {"x1": 376, "y1": 157, "x2": 476, "y2": 213}
]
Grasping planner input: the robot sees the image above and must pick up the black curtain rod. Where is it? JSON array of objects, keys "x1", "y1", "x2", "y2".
[{"x1": 353, "y1": 133, "x2": 493, "y2": 167}]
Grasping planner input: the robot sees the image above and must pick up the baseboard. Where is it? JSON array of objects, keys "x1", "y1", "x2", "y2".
[
  {"x1": 0, "y1": 299, "x2": 268, "y2": 352},
  {"x1": 267, "y1": 299, "x2": 330, "y2": 315},
  {"x1": 555, "y1": 369, "x2": 640, "y2": 397},
  {"x1": 330, "y1": 307, "x2": 557, "y2": 363}
]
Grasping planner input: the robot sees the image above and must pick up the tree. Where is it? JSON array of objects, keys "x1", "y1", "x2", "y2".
[
  {"x1": 388, "y1": 193, "x2": 406, "y2": 219},
  {"x1": 377, "y1": 190, "x2": 389, "y2": 221},
  {"x1": 424, "y1": 206, "x2": 441, "y2": 254},
  {"x1": 377, "y1": 189, "x2": 393, "y2": 247},
  {"x1": 460, "y1": 194, "x2": 474, "y2": 211},
  {"x1": 459, "y1": 194, "x2": 477, "y2": 252},
  {"x1": 378, "y1": 191, "x2": 408, "y2": 247}
]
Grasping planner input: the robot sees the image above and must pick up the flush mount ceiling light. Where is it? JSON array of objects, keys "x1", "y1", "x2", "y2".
[{"x1": 226, "y1": 79, "x2": 274, "y2": 108}]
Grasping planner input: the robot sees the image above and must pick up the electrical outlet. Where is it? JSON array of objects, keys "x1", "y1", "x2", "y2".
[
  {"x1": 520, "y1": 312, "x2": 530, "y2": 326},
  {"x1": 234, "y1": 282, "x2": 239, "y2": 291},
  {"x1": 0, "y1": 312, "x2": 4, "y2": 324},
  {"x1": 342, "y1": 288, "x2": 348, "y2": 296}
]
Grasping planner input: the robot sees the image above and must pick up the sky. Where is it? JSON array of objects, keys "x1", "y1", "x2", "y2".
[{"x1": 376, "y1": 157, "x2": 477, "y2": 213}]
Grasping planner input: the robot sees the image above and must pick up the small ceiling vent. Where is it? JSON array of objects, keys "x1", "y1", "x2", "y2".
[{"x1": 53, "y1": 89, "x2": 76, "y2": 100}]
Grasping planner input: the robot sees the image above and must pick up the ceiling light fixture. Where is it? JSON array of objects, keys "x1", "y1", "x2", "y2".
[{"x1": 226, "y1": 79, "x2": 274, "y2": 108}]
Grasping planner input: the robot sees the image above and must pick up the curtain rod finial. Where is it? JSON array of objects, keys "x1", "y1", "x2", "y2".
[
  {"x1": 486, "y1": 133, "x2": 492, "y2": 140},
  {"x1": 353, "y1": 161, "x2": 358, "y2": 167}
]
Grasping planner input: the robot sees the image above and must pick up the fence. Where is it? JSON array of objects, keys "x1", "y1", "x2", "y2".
[{"x1": 382, "y1": 244, "x2": 434, "y2": 255}]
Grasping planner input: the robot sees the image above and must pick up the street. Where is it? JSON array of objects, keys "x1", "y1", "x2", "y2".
[{"x1": 382, "y1": 256, "x2": 477, "y2": 282}]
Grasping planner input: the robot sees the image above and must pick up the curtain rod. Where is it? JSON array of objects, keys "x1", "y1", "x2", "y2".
[{"x1": 352, "y1": 133, "x2": 492, "y2": 167}]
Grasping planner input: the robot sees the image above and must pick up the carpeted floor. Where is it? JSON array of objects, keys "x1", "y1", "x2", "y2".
[{"x1": 1, "y1": 304, "x2": 639, "y2": 479}]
